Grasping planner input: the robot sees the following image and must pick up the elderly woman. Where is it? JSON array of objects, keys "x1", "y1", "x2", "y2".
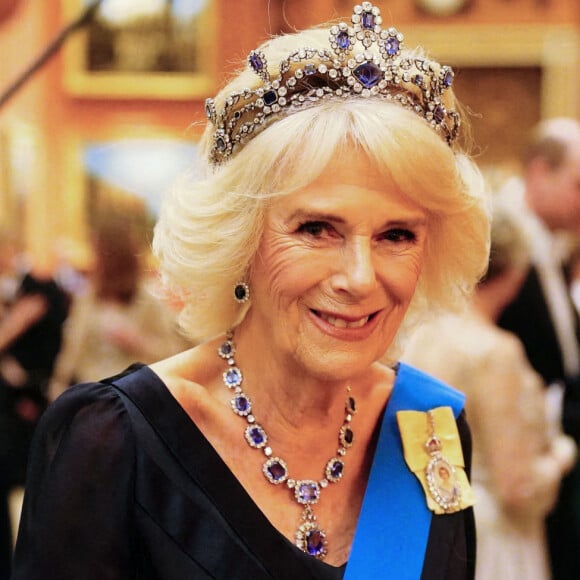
[{"x1": 12, "y1": 3, "x2": 489, "y2": 579}]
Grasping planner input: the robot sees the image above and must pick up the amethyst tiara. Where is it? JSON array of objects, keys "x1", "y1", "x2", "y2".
[{"x1": 205, "y1": 2, "x2": 460, "y2": 165}]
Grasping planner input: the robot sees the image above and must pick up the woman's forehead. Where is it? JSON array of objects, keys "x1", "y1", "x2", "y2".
[{"x1": 267, "y1": 163, "x2": 427, "y2": 225}]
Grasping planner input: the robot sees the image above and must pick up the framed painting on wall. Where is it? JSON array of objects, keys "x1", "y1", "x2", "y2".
[
  {"x1": 62, "y1": 126, "x2": 200, "y2": 260},
  {"x1": 402, "y1": 23, "x2": 580, "y2": 169},
  {"x1": 61, "y1": 0, "x2": 216, "y2": 99}
]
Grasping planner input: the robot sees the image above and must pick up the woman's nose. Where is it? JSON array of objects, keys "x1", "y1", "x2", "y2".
[{"x1": 331, "y1": 238, "x2": 377, "y2": 297}]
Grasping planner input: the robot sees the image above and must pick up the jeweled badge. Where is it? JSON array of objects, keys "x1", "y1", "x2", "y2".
[{"x1": 424, "y1": 410, "x2": 461, "y2": 512}]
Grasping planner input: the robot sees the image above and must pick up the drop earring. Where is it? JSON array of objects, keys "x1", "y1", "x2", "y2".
[{"x1": 234, "y1": 282, "x2": 250, "y2": 303}]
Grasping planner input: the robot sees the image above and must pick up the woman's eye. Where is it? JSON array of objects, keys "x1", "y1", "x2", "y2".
[
  {"x1": 382, "y1": 228, "x2": 416, "y2": 243},
  {"x1": 296, "y1": 221, "x2": 332, "y2": 237}
]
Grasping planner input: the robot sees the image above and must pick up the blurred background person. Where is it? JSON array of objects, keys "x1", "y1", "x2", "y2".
[
  {"x1": 497, "y1": 118, "x2": 580, "y2": 580},
  {"x1": 48, "y1": 217, "x2": 189, "y2": 401},
  {"x1": 403, "y1": 194, "x2": 577, "y2": 580},
  {"x1": 569, "y1": 242, "x2": 580, "y2": 317},
  {"x1": 0, "y1": 229, "x2": 22, "y2": 317},
  {"x1": 0, "y1": 229, "x2": 69, "y2": 577}
]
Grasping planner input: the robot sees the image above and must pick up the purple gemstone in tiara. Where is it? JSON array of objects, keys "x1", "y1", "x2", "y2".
[
  {"x1": 353, "y1": 62, "x2": 382, "y2": 88},
  {"x1": 361, "y1": 11, "x2": 375, "y2": 29},
  {"x1": 443, "y1": 69, "x2": 454, "y2": 88},
  {"x1": 216, "y1": 136, "x2": 227, "y2": 151},
  {"x1": 337, "y1": 30, "x2": 350, "y2": 50},
  {"x1": 385, "y1": 36, "x2": 400, "y2": 56},
  {"x1": 263, "y1": 90, "x2": 277, "y2": 106},
  {"x1": 249, "y1": 52, "x2": 264, "y2": 72},
  {"x1": 206, "y1": 2, "x2": 460, "y2": 165},
  {"x1": 304, "y1": 63, "x2": 316, "y2": 76},
  {"x1": 433, "y1": 105, "x2": 445, "y2": 124}
]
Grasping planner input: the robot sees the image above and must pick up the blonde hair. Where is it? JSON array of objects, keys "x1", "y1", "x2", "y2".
[{"x1": 153, "y1": 27, "x2": 491, "y2": 358}]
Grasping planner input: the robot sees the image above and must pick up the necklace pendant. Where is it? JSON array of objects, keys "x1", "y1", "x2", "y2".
[{"x1": 295, "y1": 505, "x2": 328, "y2": 560}]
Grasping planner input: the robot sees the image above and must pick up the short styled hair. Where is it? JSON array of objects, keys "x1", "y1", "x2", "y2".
[
  {"x1": 522, "y1": 117, "x2": 580, "y2": 170},
  {"x1": 484, "y1": 195, "x2": 530, "y2": 283},
  {"x1": 153, "y1": 27, "x2": 491, "y2": 360}
]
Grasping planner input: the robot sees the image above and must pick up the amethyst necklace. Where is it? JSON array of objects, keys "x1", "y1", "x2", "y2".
[{"x1": 218, "y1": 331, "x2": 356, "y2": 560}]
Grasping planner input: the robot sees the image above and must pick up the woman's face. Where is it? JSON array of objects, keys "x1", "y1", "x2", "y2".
[{"x1": 246, "y1": 148, "x2": 428, "y2": 381}]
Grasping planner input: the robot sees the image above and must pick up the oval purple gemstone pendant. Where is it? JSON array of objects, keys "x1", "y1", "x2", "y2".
[
  {"x1": 305, "y1": 528, "x2": 326, "y2": 557},
  {"x1": 296, "y1": 506, "x2": 328, "y2": 560}
]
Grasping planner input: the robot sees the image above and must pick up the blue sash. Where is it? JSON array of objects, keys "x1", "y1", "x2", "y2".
[{"x1": 345, "y1": 362, "x2": 466, "y2": 579}]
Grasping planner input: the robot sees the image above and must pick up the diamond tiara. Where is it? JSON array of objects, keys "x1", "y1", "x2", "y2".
[{"x1": 205, "y1": 2, "x2": 460, "y2": 165}]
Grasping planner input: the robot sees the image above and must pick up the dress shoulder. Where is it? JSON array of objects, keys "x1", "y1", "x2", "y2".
[
  {"x1": 12, "y1": 380, "x2": 137, "y2": 579},
  {"x1": 37, "y1": 380, "x2": 133, "y2": 451}
]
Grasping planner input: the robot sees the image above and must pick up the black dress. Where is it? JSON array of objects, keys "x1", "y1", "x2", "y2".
[{"x1": 12, "y1": 364, "x2": 475, "y2": 579}]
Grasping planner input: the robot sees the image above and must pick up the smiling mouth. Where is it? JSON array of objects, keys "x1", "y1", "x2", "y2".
[{"x1": 311, "y1": 310, "x2": 377, "y2": 329}]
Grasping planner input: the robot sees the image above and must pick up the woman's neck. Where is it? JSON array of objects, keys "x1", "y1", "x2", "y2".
[{"x1": 233, "y1": 336, "x2": 351, "y2": 430}]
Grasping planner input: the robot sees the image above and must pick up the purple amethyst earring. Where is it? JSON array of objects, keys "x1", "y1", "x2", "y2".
[{"x1": 234, "y1": 282, "x2": 250, "y2": 303}]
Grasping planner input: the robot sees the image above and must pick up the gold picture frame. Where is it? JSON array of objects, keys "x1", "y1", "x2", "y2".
[
  {"x1": 0, "y1": 121, "x2": 41, "y2": 237},
  {"x1": 61, "y1": 0, "x2": 216, "y2": 99},
  {"x1": 61, "y1": 124, "x2": 201, "y2": 252},
  {"x1": 402, "y1": 24, "x2": 579, "y2": 119},
  {"x1": 402, "y1": 24, "x2": 580, "y2": 166}
]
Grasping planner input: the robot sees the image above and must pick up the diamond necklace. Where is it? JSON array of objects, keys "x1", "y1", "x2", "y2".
[{"x1": 218, "y1": 331, "x2": 357, "y2": 560}]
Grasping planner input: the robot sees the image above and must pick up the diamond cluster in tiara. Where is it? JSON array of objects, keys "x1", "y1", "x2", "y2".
[{"x1": 205, "y1": 2, "x2": 460, "y2": 165}]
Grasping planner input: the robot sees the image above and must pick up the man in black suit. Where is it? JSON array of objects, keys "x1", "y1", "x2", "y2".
[{"x1": 499, "y1": 117, "x2": 580, "y2": 580}]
